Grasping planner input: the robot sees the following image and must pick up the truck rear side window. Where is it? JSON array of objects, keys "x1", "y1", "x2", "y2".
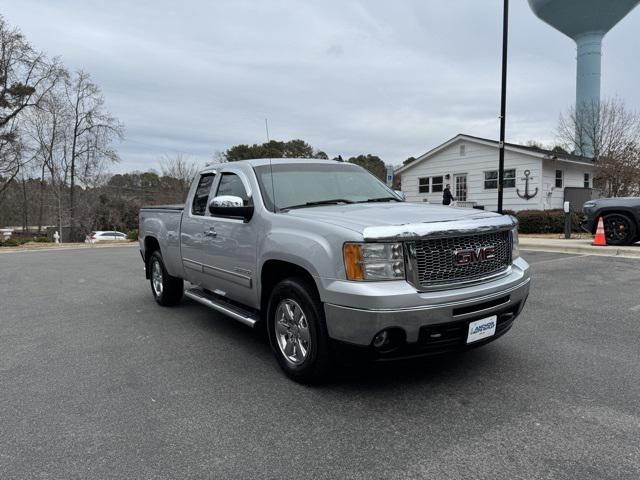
[{"x1": 192, "y1": 174, "x2": 215, "y2": 215}]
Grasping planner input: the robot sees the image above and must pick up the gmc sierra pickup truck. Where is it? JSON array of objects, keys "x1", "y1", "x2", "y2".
[{"x1": 139, "y1": 159, "x2": 530, "y2": 383}]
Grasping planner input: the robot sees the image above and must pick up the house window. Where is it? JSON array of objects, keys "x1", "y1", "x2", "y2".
[
  {"x1": 504, "y1": 169, "x2": 516, "y2": 188},
  {"x1": 432, "y1": 176, "x2": 444, "y2": 193},
  {"x1": 484, "y1": 169, "x2": 516, "y2": 189},
  {"x1": 459, "y1": 144, "x2": 466, "y2": 156},
  {"x1": 484, "y1": 170, "x2": 498, "y2": 189},
  {"x1": 418, "y1": 177, "x2": 430, "y2": 193},
  {"x1": 584, "y1": 173, "x2": 590, "y2": 188},
  {"x1": 555, "y1": 170, "x2": 563, "y2": 188}
]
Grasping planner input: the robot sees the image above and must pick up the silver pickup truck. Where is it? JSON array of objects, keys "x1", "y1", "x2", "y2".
[{"x1": 139, "y1": 159, "x2": 530, "y2": 383}]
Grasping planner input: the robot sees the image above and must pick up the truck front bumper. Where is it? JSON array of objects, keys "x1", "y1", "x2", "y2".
[{"x1": 322, "y1": 257, "x2": 530, "y2": 355}]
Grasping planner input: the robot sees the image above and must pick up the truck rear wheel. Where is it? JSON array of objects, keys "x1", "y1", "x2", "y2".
[
  {"x1": 267, "y1": 277, "x2": 332, "y2": 384},
  {"x1": 148, "y1": 250, "x2": 184, "y2": 306},
  {"x1": 603, "y1": 213, "x2": 636, "y2": 246}
]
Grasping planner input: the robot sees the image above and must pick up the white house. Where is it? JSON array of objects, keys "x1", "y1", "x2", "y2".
[{"x1": 396, "y1": 134, "x2": 597, "y2": 212}]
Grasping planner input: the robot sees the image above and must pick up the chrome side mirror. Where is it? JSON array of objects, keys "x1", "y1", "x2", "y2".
[
  {"x1": 211, "y1": 195, "x2": 244, "y2": 208},
  {"x1": 209, "y1": 195, "x2": 254, "y2": 221}
]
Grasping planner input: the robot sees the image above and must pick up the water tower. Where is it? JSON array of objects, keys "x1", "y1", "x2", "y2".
[{"x1": 528, "y1": 0, "x2": 639, "y2": 156}]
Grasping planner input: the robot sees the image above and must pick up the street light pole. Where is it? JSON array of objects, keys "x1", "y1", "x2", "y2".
[{"x1": 497, "y1": 0, "x2": 509, "y2": 214}]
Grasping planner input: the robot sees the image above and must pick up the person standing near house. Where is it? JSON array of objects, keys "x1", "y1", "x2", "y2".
[{"x1": 442, "y1": 184, "x2": 455, "y2": 206}]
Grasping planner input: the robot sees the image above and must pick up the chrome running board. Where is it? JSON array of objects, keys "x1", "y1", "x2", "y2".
[{"x1": 184, "y1": 288, "x2": 258, "y2": 328}]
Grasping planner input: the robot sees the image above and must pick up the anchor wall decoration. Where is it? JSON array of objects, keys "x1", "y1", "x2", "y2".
[{"x1": 517, "y1": 169, "x2": 538, "y2": 200}]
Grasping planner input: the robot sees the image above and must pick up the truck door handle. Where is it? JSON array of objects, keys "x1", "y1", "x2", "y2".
[{"x1": 204, "y1": 228, "x2": 217, "y2": 237}]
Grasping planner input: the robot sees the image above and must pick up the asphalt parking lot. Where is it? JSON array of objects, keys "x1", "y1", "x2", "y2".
[{"x1": 1, "y1": 247, "x2": 639, "y2": 479}]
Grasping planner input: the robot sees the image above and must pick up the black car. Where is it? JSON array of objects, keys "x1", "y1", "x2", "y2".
[{"x1": 582, "y1": 197, "x2": 640, "y2": 245}]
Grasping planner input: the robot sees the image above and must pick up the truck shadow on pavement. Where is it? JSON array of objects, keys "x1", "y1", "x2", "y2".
[
  {"x1": 329, "y1": 346, "x2": 515, "y2": 391},
  {"x1": 177, "y1": 296, "x2": 516, "y2": 391}
]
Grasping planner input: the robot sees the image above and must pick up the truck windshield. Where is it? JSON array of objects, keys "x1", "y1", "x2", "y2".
[{"x1": 254, "y1": 162, "x2": 398, "y2": 211}]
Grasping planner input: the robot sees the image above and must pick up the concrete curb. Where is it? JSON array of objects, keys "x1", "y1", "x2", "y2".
[
  {"x1": 520, "y1": 238, "x2": 640, "y2": 259},
  {"x1": 0, "y1": 243, "x2": 138, "y2": 254}
]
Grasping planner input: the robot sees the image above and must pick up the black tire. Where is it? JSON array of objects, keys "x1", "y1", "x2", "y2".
[
  {"x1": 266, "y1": 277, "x2": 332, "y2": 384},
  {"x1": 148, "y1": 250, "x2": 184, "y2": 306},
  {"x1": 603, "y1": 213, "x2": 637, "y2": 246}
]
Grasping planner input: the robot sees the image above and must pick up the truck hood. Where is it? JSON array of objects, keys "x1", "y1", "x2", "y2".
[{"x1": 285, "y1": 202, "x2": 511, "y2": 240}]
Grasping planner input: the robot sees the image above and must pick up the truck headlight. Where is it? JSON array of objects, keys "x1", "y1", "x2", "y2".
[
  {"x1": 343, "y1": 243, "x2": 405, "y2": 281},
  {"x1": 511, "y1": 227, "x2": 519, "y2": 261}
]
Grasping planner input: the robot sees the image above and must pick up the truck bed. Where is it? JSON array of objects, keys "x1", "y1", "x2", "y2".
[{"x1": 139, "y1": 205, "x2": 184, "y2": 278}]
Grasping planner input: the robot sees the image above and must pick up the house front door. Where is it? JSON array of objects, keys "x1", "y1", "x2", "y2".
[{"x1": 455, "y1": 174, "x2": 468, "y2": 202}]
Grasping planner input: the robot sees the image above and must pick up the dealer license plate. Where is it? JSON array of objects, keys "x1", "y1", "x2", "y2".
[{"x1": 466, "y1": 315, "x2": 497, "y2": 344}]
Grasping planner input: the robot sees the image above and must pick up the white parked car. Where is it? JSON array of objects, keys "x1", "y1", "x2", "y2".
[{"x1": 85, "y1": 231, "x2": 128, "y2": 243}]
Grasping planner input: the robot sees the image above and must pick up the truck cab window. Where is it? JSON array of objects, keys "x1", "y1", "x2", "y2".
[
  {"x1": 191, "y1": 173, "x2": 215, "y2": 215},
  {"x1": 216, "y1": 173, "x2": 249, "y2": 203}
]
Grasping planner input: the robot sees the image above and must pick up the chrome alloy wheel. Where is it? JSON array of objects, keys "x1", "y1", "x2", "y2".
[
  {"x1": 275, "y1": 299, "x2": 311, "y2": 366},
  {"x1": 151, "y1": 259, "x2": 163, "y2": 297}
]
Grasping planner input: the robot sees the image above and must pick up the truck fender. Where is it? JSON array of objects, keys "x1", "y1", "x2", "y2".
[{"x1": 259, "y1": 229, "x2": 343, "y2": 302}]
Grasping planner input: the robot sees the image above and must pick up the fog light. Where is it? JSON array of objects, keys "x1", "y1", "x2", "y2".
[{"x1": 372, "y1": 330, "x2": 390, "y2": 348}]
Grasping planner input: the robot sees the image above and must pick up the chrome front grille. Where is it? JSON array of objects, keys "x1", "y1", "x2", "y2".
[{"x1": 408, "y1": 230, "x2": 511, "y2": 288}]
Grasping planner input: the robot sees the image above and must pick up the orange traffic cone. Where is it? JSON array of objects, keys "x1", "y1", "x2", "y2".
[{"x1": 593, "y1": 217, "x2": 607, "y2": 246}]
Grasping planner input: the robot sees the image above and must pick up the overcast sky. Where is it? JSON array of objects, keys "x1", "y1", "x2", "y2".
[{"x1": 2, "y1": 1, "x2": 639, "y2": 171}]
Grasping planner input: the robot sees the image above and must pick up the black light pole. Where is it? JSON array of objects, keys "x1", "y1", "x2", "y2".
[{"x1": 497, "y1": 0, "x2": 509, "y2": 214}]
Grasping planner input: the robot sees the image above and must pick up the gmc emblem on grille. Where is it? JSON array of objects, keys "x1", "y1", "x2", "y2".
[{"x1": 453, "y1": 246, "x2": 497, "y2": 266}]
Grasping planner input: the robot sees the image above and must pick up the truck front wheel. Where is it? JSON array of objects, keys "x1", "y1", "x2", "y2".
[
  {"x1": 148, "y1": 250, "x2": 184, "y2": 306},
  {"x1": 267, "y1": 278, "x2": 332, "y2": 384}
]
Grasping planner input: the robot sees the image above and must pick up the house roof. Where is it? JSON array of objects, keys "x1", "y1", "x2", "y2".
[{"x1": 396, "y1": 133, "x2": 594, "y2": 174}]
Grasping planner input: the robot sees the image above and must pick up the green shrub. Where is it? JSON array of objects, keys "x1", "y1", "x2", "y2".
[
  {"x1": 1, "y1": 238, "x2": 21, "y2": 247},
  {"x1": 126, "y1": 229, "x2": 138, "y2": 241},
  {"x1": 510, "y1": 209, "x2": 582, "y2": 234},
  {"x1": 33, "y1": 236, "x2": 51, "y2": 243}
]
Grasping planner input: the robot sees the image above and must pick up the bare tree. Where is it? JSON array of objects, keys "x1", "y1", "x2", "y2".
[
  {"x1": 524, "y1": 140, "x2": 546, "y2": 149},
  {"x1": 0, "y1": 17, "x2": 126, "y2": 237},
  {"x1": 0, "y1": 17, "x2": 61, "y2": 128},
  {"x1": 0, "y1": 117, "x2": 24, "y2": 198},
  {"x1": 0, "y1": 16, "x2": 63, "y2": 199},
  {"x1": 24, "y1": 88, "x2": 71, "y2": 235},
  {"x1": 557, "y1": 98, "x2": 640, "y2": 197},
  {"x1": 210, "y1": 150, "x2": 228, "y2": 164},
  {"x1": 65, "y1": 70, "x2": 123, "y2": 239},
  {"x1": 159, "y1": 153, "x2": 199, "y2": 198}
]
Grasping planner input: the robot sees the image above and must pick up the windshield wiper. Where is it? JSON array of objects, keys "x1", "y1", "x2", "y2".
[
  {"x1": 356, "y1": 197, "x2": 401, "y2": 203},
  {"x1": 282, "y1": 199, "x2": 355, "y2": 210}
]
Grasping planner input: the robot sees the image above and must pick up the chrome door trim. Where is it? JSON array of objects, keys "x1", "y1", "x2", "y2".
[
  {"x1": 203, "y1": 263, "x2": 252, "y2": 288},
  {"x1": 182, "y1": 258, "x2": 252, "y2": 288},
  {"x1": 183, "y1": 258, "x2": 203, "y2": 272}
]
